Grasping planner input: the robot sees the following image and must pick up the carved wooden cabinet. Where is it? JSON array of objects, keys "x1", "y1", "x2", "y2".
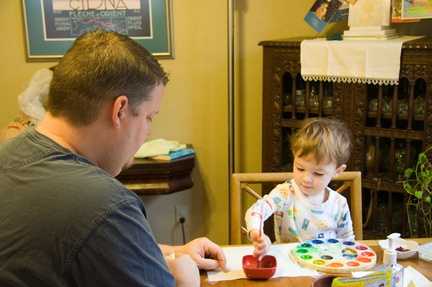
[{"x1": 260, "y1": 37, "x2": 432, "y2": 239}]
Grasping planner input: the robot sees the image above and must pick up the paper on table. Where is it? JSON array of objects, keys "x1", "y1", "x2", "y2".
[
  {"x1": 403, "y1": 266, "x2": 432, "y2": 287},
  {"x1": 352, "y1": 266, "x2": 432, "y2": 287},
  {"x1": 206, "y1": 244, "x2": 320, "y2": 282}
]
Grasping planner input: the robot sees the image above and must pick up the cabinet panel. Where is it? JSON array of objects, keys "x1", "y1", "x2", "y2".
[{"x1": 260, "y1": 37, "x2": 432, "y2": 239}]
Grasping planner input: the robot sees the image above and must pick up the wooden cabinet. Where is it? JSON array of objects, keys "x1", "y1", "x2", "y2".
[{"x1": 260, "y1": 37, "x2": 432, "y2": 239}]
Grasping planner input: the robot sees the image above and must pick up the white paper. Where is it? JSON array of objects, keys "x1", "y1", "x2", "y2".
[
  {"x1": 404, "y1": 266, "x2": 432, "y2": 287},
  {"x1": 206, "y1": 244, "x2": 320, "y2": 282}
]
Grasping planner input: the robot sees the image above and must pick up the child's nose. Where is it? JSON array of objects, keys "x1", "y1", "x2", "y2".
[{"x1": 303, "y1": 173, "x2": 313, "y2": 183}]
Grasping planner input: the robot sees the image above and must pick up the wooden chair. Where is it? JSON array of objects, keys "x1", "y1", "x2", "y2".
[{"x1": 229, "y1": 172, "x2": 363, "y2": 244}]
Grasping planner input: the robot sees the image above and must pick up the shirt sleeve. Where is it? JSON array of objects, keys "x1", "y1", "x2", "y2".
[
  {"x1": 335, "y1": 196, "x2": 355, "y2": 241},
  {"x1": 245, "y1": 182, "x2": 293, "y2": 233},
  {"x1": 67, "y1": 200, "x2": 175, "y2": 287}
]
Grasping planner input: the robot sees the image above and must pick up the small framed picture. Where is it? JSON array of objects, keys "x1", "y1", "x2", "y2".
[{"x1": 22, "y1": 0, "x2": 174, "y2": 60}]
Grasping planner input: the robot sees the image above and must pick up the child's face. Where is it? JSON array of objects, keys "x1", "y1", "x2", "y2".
[{"x1": 292, "y1": 155, "x2": 345, "y2": 199}]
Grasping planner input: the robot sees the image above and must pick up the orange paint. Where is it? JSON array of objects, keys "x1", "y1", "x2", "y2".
[
  {"x1": 328, "y1": 262, "x2": 343, "y2": 268},
  {"x1": 357, "y1": 257, "x2": 372, "y2": 263}
]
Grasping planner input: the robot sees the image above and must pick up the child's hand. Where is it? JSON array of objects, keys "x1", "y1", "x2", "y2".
[{"x1": 249, "y1": 229, "x2": 271, "y2": 260}]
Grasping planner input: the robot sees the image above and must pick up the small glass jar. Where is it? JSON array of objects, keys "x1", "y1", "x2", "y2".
[
  {"x1": 369, "y1": 99, "x2": 378, "y2": 112},
  {"x1": 414, "y1": 96, "x2": 425, "y2": 115},
  {"x1": 323, "y1": 97, "x2": 332, "y2": 110},
  {"x1": 295, "y1": 90, "x2": 305, "y2": 107},
  {"x1": 310, "y1": 94, "x2": 319, "y2": 108}
]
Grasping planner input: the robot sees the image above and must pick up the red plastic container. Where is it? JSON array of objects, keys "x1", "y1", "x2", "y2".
[{"x1": 242, "y1": 255, "x2": 277, "y2": 279}]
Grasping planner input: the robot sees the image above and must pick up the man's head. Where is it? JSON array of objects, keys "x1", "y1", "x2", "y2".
[
  {"x1": 47, "y1": 29, "x2": 169, "y2": 127},
  {"x1": 38, "y1": 29, "x2": 169, "y2": 176}
]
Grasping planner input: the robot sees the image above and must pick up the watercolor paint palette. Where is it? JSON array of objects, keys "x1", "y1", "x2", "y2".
[{"x1": 289, "y1": 238, "x2": 377, "y2": 273}]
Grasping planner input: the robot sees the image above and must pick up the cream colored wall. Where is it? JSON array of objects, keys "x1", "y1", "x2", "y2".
[{"x1": 0, "y1": 1, "x2": 346, "y2": 245}]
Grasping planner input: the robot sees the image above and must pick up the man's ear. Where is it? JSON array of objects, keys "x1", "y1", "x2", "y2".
[
  {"x1": 112, "y1": 95, "x2": 129, "y2": 128},
  {"x1": 333, "y1": 164, "x2": 347, "y2": 178}
]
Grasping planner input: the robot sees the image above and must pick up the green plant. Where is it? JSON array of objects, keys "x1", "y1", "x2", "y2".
[{"x1": 401, "y1": 146, "x2": 432, "y2": 237}]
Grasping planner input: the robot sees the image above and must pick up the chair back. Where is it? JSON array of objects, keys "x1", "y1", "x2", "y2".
[{"x1": 229, "y1": 172, "x2": 363, "y2": 244}]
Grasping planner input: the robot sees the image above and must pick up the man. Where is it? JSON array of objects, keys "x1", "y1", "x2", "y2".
[{"x1": 0, "y1": 29, "x2": 226, "y2": 286}]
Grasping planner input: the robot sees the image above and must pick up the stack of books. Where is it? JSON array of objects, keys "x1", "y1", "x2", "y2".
[
  {"x1": 149, "y1": 148, "x2": 195, "y2": 161},
  {"x1": 343, "y1": 26, "x2": 399, "y2": 40}
]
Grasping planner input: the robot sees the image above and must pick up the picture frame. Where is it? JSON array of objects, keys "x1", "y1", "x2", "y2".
[
  {"x1": 401, "y1": 0, "x2": 432, "y2": 20},
  {"x1": 22, "y1": 0, "x2": 174, "y2": 60}
]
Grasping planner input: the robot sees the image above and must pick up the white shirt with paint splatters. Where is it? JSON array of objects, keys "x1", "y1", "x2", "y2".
[{"x1": 245, "y1": 179, "x2": 354, "y2": 243}]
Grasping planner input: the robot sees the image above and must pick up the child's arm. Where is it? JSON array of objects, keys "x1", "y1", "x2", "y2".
[
  {"x1": 336, "y1": 197, "x2": 355, "y2": 240},
  {"x1": 244, "y1": 183, "x2": 292, "y2": 257},
  {"x1": 245, "y1": 182, "x2": 292, "y2": 232}
]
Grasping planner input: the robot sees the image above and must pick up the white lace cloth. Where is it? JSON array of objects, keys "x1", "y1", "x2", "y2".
[{"x1": 300, "y1": 36, "x2": 423, "y2": 86}]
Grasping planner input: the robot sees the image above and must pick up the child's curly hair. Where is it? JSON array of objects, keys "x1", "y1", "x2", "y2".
[{"x1": 290, "y1": 118, "x2": 352, "y2": 167}]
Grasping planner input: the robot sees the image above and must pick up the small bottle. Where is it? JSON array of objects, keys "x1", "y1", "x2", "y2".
[{"x1": 375, "y1": 233, "x2": 404, "y2": 287}]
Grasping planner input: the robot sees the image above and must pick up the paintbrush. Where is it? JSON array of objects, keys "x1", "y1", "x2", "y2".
[{"x1": 257, "y1": 203, "x2": 264, "y2": 268}]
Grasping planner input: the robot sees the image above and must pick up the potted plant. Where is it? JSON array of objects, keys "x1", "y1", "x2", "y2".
[{"x1": 401, "y1": 146, "x2": 432, "y2": 237}]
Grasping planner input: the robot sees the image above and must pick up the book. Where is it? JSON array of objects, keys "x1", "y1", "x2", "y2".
[
  {"x1": 343, "y1": 28, "x2": 397, "y2": 37},
  {"x1": 343, "y1": 34, "x2": 400, "y2": 41},
  {"x1": 149, "y1": 148, "x2": 195, "y2": 161},
  {"x1": 349, "y1": 26, "x2": 392, "y2": 31},
  {"x1": 304, "y1": 0, "x2": 347, "y2": 33}
]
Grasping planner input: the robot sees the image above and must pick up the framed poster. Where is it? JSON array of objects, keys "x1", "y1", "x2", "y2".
[{"x1": 22, "y1": 0, "x2": 174, "y2": 60}]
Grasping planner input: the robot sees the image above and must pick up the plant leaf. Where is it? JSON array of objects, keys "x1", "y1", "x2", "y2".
[
  {"x1": 418, "y1": 152, "x2": 427, "y2": 164},
  {"x1": 414, "y1": 190, "x2": 423, "y2": 199},
  {"x1": 403, "y1": 182, "x2": 413, "y2": 194},
  {"x1": 404, "y1": 168, "x2": 414, "y2": 179}
]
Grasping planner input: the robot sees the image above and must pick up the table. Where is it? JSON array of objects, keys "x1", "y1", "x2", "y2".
[{"x1": 200, "y1": 238, "x2": 432, "y2": 286}]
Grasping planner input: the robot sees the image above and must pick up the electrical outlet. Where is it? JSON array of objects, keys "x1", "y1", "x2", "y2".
[{"x1": 176, "y1": 205, "x2": 190, "y2": 226}]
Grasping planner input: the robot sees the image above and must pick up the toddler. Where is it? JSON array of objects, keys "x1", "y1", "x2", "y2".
[{"x1": 245, "y1": 117, "x2": 354, "y2": 258}]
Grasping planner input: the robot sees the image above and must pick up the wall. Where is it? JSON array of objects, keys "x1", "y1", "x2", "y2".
[
  {"x1": 140, "y1": 188, "x2": 197, "y2": 246},
  {"x1": 1, "y1": 1, "x2": 429, "y2": 246}
]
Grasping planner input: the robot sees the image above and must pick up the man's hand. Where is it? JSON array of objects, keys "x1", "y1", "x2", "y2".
[
  {"x1": 165, "y1": 253, "x2": 199, "y2": 287},
  {"x1": 174, "y1": 237, "x2": 227, "y2": 271}
]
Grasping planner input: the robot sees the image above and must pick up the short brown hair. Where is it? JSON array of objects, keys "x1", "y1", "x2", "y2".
[
  {"x1": 290, "y1": 118, "x2": 352, "y2": 167},
  {"x1": 47, "y1": 29, "x2": 168, "y2": 126}
]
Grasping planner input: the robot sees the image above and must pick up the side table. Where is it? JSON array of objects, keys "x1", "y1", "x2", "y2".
[{"x1": 116, "y1": 153, "x2": 195, "y2": 195}]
